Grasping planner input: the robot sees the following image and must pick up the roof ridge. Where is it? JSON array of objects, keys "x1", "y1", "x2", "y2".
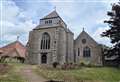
[
  {"x1": 2, "y1": 41, "x2": 18, "y2": 48},
  {"x1": 2, "y1": 41, "x2": 25, "y2": 49},
  {"x1": 41, "y1": 10, "x2": 60, "y2": 19},
  {"x1": 75, "y1": 30, "x2": 98, "y2": 44}
]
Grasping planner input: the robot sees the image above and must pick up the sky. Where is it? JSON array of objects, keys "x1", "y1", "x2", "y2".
[{"x1": 0, "y1": 0, "x2": 119, "y2": 47}]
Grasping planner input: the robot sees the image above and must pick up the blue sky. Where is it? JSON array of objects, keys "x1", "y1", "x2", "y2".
[{"x1": 0, "y1": 0, "x2": 119, "y2": 47}]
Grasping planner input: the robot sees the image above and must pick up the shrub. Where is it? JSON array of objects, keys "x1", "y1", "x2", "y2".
[
  {"x1": 61, "y1": 63, "x2": 76, "y2": 70},
  {"x1": 80, "y1": 62, "x2": 85, "y2": 66},
  {"x1": 52, "y1": 62, "x2": 59, "y2": 68},
  {"x1": 61, "y1": 63, "x2": 67, "y2": 70}
]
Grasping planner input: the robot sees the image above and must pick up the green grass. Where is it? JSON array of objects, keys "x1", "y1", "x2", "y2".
[
  {"x1": 0, "y1": 63, "x2": 120, "y2": 82},
  {"x1": 34, "y1": 66, "x2": 120, "y2": 82},
  {"x1": 0, "y1": 63, "x2": 26, "y2": 82}
]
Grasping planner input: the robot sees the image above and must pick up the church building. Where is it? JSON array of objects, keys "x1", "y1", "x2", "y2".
[{"x1": 26, "y1": 10, "x2": 102, "y2": 65}]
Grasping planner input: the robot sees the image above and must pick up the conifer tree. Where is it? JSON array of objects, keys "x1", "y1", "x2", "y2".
[{"x1": 101, "y1": 2, "x2": 120, "y2": 64}]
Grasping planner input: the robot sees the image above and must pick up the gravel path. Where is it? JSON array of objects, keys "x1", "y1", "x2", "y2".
[{"x1": 20, "y1": 65, "x2": 47, "y2": 82}]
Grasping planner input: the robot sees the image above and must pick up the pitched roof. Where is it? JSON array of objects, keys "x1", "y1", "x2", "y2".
[
  {"x1": 41, "y1": 10, "x2": 60, "y2": 19},
  {"x1": 0, "y1": 41, "x2": 26, "y2": 58},
  {"x1": 34, "y1": 10, "x2": 73, "y2": 35},
  {"x1": 75, "y1": 30, "x2": 98, "y2": 45}
]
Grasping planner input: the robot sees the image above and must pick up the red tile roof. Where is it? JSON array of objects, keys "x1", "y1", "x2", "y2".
[{"x1": 0, "y1": 41, "x2": 26, "y2": 58}]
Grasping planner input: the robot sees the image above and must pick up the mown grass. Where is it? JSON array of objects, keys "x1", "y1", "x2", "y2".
[
  {"x1": 34, "y1": 66, "x2": 120, "y2": 82},
  {"x1": 0, "y1": 63, "x2": 26, "y2": 82},
  {"x1": 0, "y1": 63, "x2": 120, "y2": 82}
]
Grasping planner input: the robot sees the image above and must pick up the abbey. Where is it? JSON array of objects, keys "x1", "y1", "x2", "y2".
[{"x1": 26, "y1": 10, "x2": 102, "y2": 65}]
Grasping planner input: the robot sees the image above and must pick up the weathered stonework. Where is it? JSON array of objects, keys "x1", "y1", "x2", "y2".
[
  {"x1": 74, "y1": 31, "x2": 102, "y2": 65},
  {"x1": 26, "y1": 10, "x2": 103, "y2": 66}
]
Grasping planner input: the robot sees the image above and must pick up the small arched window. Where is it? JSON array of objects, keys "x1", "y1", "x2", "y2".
[
  {"x1": 83, "y1": 46, "x2": 91, "y2": 57},
  {"x1": 78, "y1": 48, "x2": 80, "y2": 56},
  {"x1": 41, "y1": 32, "x2": 50, "y2": 49}
]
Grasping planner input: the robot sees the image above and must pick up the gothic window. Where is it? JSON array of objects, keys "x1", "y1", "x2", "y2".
[
  {"x1": 83, "y1": 47, "x2": 91, "y2": 57},
  {"x1": 78, "y1": 48, "x2": 80, "y2": 56},
  {"x1": 74, "y1": 50, "x2": 76, "y2": 63},
  {"x1": 41, "y1": 32, "x2": 50, "y2": 49}
]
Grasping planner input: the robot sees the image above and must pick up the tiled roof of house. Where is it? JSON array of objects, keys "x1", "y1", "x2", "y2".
[{"x1": 0, "y1": 41, "x2": 26, "y2": 58}]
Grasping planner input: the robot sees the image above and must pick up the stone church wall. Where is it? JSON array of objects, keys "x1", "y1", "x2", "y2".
[
  {"x1": 27, "y1": 10, "x2": 103, "y2": 66},
  {"x1": 57, "y1": 27, "x2": 67, "y2": 64},
  {"x1": 66, "y1": 32, "x2": 74, "y2": 63},
  {"x1": 74, "y1": 31, "x2": 102, "y2": 65},
  {"x1": 27, "y1": 30, "x2": 40, "y2": 64}
]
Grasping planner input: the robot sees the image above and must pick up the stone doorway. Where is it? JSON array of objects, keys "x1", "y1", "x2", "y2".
[{"x1": 41, "y1": 53, "x2": 47, "y2": 64}]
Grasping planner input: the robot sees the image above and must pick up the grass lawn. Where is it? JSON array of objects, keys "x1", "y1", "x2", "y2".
[
  {"x1": 34, "y1": 66, "x2": 120, "y2": 82},
  {"x1": 0, "y1": 63, "x2": 26, "y2": 82},
  {"x1": 0, "y1": 63, "x2": 120, "y2": 82}
]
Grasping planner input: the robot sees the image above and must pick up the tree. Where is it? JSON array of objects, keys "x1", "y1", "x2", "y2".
[{"x1": 101, "y1": 2, "x2": 120, "y2": 66}]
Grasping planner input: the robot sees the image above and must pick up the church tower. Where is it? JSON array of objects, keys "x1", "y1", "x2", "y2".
[{"x1": 27, "y1": 10, "x2": 74, "y2": 65}]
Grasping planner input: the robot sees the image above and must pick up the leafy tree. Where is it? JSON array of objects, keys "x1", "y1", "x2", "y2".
[{"x1": 101, "y1": 2, "x2": 120, "y2": 66}]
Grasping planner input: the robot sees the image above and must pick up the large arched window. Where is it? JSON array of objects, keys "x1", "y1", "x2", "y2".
[
  {"x1": 41, "y1": 32, "x2": 50, "y2": 49},
  {"x1": 83, "y1": 46, "x2": 91, "y2": 57}
]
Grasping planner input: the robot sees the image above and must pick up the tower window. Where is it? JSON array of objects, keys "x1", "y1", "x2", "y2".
[
  {"x1": 45, "y1": 21, "x2": 48, "y2": 24},
  {"x1": 49, "y1": 20, "x2": 52, "y2": 23},
  {"x1": 45, "y1": 20, "x2": 52, "y2": 24}
]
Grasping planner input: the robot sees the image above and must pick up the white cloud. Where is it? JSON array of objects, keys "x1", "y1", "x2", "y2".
[
  {"x1": 1, "y1": 0, "x2": 118, "y2": 47},
  {"x1": 0, "y1": 0, "x2": 37, "y2": 47},
  {"x1": 48, "y1": 0, "x2": 118, "y2": 47},
  {"x1": 1, "y1": 0, "x2": 19, "y2": 22},
  {"x1": 92, "y1": 26, "x2": 112, "y2": 46},
  {"x1": 49, "y1": 0, "x2": 83, "y2": 19}
]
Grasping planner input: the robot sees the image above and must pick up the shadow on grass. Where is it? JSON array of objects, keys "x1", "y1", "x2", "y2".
[{"x1": 45, "y1": 80, "x2": 64, "y2": 82}]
